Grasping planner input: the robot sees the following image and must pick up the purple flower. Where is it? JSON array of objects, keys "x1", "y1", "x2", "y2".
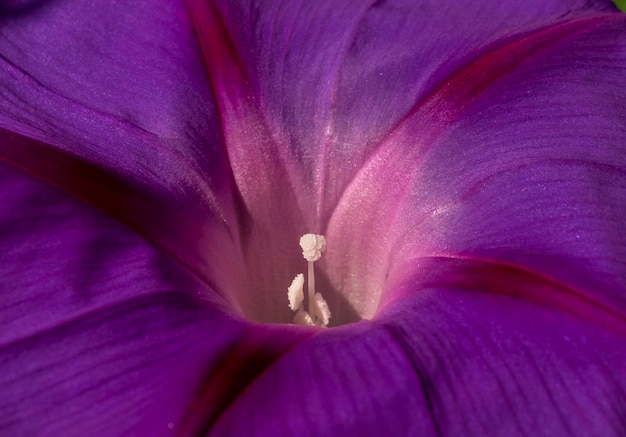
[{"x1": 1, "y1": 0, "x2": 626, "y2": 435}]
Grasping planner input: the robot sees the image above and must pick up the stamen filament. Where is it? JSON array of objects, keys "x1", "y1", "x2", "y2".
[{"x1": 307, "y1": 260, "x2": 314, "y2": 314}]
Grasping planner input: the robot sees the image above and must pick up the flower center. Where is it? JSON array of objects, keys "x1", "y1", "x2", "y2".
[{"x1": 286, "y1": 233, "x2": 331, "y2": 327}]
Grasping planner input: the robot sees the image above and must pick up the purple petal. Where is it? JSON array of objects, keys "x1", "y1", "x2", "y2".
[
  {"x1": 0, "y1": 0, "x2": 245, "y2": 302},
  {"x1": 209, "y1": 261, "x2": 626, "y2": 435},
  {"x1": 0, "y1": 160, "x2": 310, "y2": 435},
  {"x1": 185, "y1": 0, "x2": 625, "y2": 323},
  {"x1": 2, "y1": 1, "x2": 626, "y2": 435},
  {"x1": 326, "y1": 13, "x2": 626, "y2": 320},
  {"x1": 187, "y1": 0, "x2": 617, "y2": 220}
]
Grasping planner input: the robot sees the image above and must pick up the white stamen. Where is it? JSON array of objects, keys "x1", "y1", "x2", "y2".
[
  {"x1": 311, "y1": 293, "x2": 331, "y2": 326},
  {"x1": 287, "y1": 273, "x2": 305, "y2": 311},
  {"x1": 293, "y1": 310, "x2": 316, "y2": 326},
  {"x1": 287, "y1": 233, "x2": 331, "y2": 327}
]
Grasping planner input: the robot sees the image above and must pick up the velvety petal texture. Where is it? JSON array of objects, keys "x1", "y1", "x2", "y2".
[
  {"x1": 209, "y1": 270, "x2": 626, "y2": 436},
  {"x1": 0, "y1": 158, "x2": 228, "y2": 435},
  {"x1": 0, "y1": 160, "x2": 311, "y2": 435},
  {"x1": 184, "y1": 0, "x2": 626, "y2": 435},
  {"x1": 0, "y1": 0, "x2": 246, "y2": 307},
  {"x1": 335, "y1": 12, "x2": 626, "y2": 319},
  {"x1": 1, "y1": 0, "x2": 626, "y2": 436},
  {"x1": 186, "y1": 0, "x2": 626, "y2": 323},
  {"x1": 0, "y1": 2, "x2": 313, "y2": 434}
]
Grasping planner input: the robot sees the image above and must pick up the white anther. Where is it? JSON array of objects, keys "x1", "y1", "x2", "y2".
[
  {"x1": 299, "y1": 233, "x2": 326, "y2": 262},
  {"x1": 287, "y1": 274, "x2": 305, "y2": 311},
  {"x1": 293, "y1": 310, "x2": 316, "y2": 326},
  {"x1": 311, "y1": 293, "x2": 331, "y2": 327}
]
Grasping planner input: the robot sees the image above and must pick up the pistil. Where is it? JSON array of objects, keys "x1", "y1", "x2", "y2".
[{"x1": 287, "y1": 233, "x2": 331, "y2": 327}]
